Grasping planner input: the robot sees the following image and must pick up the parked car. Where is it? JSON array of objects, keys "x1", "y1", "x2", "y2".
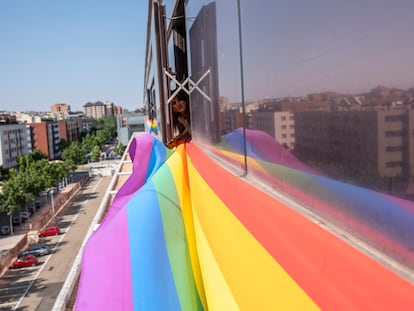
[
  {"x1": 10, "y1": 254, "x2": 38, "y2": 269},
  {"x1": 1, "y1": 225, "x2": 10, "y2": 235},
  {"x1": 12, "y1": 216, "x2": 21, "y2": 226},
  {"x1": 19, "y1": 244, "x2": 50, "y2": 258},
  {"x1": 38, "y1": 225, "x2": 60, "y2": 237},
  {"x1": 20, "y1": 211, "x2": 30, "y2": 221},
  {"x1": 29, "y1": 206, "x2": 36, "y2": 215}
]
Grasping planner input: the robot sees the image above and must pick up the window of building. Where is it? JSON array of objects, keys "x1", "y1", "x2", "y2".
[
  {"x1": 385, "y1": 131, "x2": 403, "y2": 137},
  {"x1": 385, "y1": 161, "x2": 403, "y2": 168},
  {"x1": 385, "y1": 146, "x2": 403, "y2": 152}
]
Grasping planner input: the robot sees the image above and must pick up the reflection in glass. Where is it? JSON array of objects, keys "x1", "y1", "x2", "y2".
[{"x1": 181, "y1": 0, "x2": 414, "y2": 270}]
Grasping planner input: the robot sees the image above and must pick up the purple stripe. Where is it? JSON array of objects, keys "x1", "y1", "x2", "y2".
[
  {"x1": 102, "y1": 134, "x2": 154, "y2": 225},
  {"x1": 76, "y1": 207, "x2": 133, "y2": 310}
]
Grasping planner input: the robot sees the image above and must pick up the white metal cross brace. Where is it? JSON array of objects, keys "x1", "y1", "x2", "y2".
[{"x1": 165, "y1": 69, "x2": 212, "y2": 104}]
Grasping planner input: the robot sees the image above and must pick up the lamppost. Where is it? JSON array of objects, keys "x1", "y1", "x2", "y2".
[{"x1": 49, "y1": 189, "x2": 55, "y2": 215}]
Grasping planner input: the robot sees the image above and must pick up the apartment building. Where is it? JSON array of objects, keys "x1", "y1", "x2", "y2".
[
  {"x1": 0, "y1": 123, "x2": 29, "y2": 169},
  {"x1": 104, "y1": 101, "x2": 114, "y2": 116},
  {"x1": 251, "y1": 111, "x2": 296, "y2": 150},
  {"x1": 294, "y1": 107, "x2": 414, "y2": 195},
  {"x1": 51, "y1": 103, "x2": 71, "y2": 114},
  {"x1": 59, "y1": 119, "x2": 80, "y2": 144},
  {"x1": 27, "y1": 121, "x2": 61, "y2": 160},
  {"x1": 116, "y1": 113, "x2": 146, "y2": 146},
  {"x1": 84, "y1": 101, "x2": 106, "y2": 119}
]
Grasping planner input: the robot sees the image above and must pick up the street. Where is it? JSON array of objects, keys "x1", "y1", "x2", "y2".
[{"x1": 0, "y1": 175, "x2": 112, "y2": 311}]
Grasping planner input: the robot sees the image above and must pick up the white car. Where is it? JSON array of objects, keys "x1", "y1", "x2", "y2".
[
  {"x1": 20, "y1": 212, "x2": 30, "y2": 221},
  {"x1": 1, "y1": 225, "x2": 10, "y2": 235}
]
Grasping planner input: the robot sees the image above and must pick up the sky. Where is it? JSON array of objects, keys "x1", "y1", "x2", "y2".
[
  {"x1": 218, "y1": 1, "x2": 414, "y2": 102},
  {"x1": 0, "y1": 0, "x2": 148, "y2": 112},
  {"x1": 186, "y1": 1, "x2": 414, "y2": 103},
  {"x1": 1, "y1": 1, "x2": 414, "y2": 113}
]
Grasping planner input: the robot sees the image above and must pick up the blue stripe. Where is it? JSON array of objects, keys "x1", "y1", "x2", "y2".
[
  {"x1": 145, "y1": 136, "x2": 168, "y2": 181},
  {"x1": 127, "y1": 181, "x2": 181, "y2": 311}
]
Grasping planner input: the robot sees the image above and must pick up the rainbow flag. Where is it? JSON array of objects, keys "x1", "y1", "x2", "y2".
[
  {"x1": 146, "y1": 119, "x2": 158, "y2": 135},
  {"x1": 75, "y1": 132, "x2": 414, "y2": 310}
]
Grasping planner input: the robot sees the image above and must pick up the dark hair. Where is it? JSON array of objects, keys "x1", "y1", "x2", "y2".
[
  {"x1": 173, "y1": 89, "x2": 188, "y2": 102},
  {"x1": 171, "y1": 89, "x2": 190, "y2": 135}
]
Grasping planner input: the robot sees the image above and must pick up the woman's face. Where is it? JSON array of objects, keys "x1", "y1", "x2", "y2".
[{"x1": 172, "y1": 98, "x2": 186, "y2": 114}]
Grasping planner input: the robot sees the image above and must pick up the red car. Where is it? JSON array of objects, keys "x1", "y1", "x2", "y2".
[
  {"x1": 11, "y1": 254, "x2": 38, "y2": 269},
  {"x1": 38, "y1": 225, "x2": 61, "y2": 237}
]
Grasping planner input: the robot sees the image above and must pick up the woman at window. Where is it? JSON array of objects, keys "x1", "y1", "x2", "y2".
[{"x1": 167, "y1": 90, "x2": 191, "y2": 148}]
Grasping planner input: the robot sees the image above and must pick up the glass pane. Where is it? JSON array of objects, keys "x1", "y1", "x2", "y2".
[
  {"x1": 185, "y1": 0, "x2": 246, "y2": 173},
  {"x1": 184, "y1": 0, "x2": 414, "y2": 270}
]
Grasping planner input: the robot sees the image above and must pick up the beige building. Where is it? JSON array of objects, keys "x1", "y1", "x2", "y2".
[
  {"x1": 83, "y1": 102, "x2": 106, "y2": 119},
  {"x1": 251, "y1": 111, "x2": 295, "y2": 150},
  {"x1": 294, "y1": 108, "x2": 414, "y2": 195},
  {"x1": 51, "y1": 103, "x2": 71, "y2": 114}
]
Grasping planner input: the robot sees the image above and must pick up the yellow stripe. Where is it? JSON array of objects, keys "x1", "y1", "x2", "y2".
[
  {"x1": 187, "y1": 156, "x2": 320, "y2": 310},
  {"x1": 216, "y1": 149, "x2": 269, "y2": 175},
  {"x1": 168, "y1": 146, "x2": 207, "y2": 309}
]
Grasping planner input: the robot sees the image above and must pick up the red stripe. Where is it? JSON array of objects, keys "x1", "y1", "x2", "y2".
[{"x1": 187, "y1": 143, "x2": 414, "y2": 310}]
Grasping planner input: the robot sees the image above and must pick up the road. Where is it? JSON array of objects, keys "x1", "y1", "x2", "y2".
[{"x1": 0, "y1": 175, "x2": 112, "y2": 311}]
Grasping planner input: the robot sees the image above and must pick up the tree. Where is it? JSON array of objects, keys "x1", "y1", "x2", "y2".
[
  {"x1": 94, "y1": 116, "x2": 117, "y2": 139},
  {"x1": 0, "y1": 171, "x2": 27, "y2": 234},
  {"x1": 81, "y1": 133, "x2": 98, "y2": 155},
  {"x1": 113, "y1": 143, "x2": 126, "y2": 157},
  {"x1": 91, "y1": 145, "x2": 101, "y2": 162},
  {"x1": 62, "y1": 142, "x2": 86, "y2": 165}
]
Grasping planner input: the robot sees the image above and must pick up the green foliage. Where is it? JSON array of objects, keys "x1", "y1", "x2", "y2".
[
  {"x1": 0, "y1": 166, "x2": 10, "y2": 181},
  {"x1": 93, "y1": 116, "x2": 117, "y2": 138},
  {"x1": 0, "y1": 155, "x2": 74, "y2": 220},
  {"x1": 91, "y1": 145, "x2": 101, "y2": 162},
  {"x1": 0, "y1": 171, "x2": 27, "y2": 216},
  {"x1": 0, "y1": 115, "x2": 117, "y2": 220},
  {"x1": 17, "y1": 149, "x2": 47, "y2": 172},
  {"x1": 59, "y1": 139, "x2": 70, "y2": 151},
  {"x1": 113, "y1": 144, "x2": 126, "y2": 157},
  {"x1": 62, "y1": 142, "x2": 86, "y2": 165}
]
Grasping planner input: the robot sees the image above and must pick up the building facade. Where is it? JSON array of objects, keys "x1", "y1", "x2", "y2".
[
  {"x1": 59, "y1": 119, "x2": 80, "y2": 144},
  {"x1": 116, "y1": 113, "x2": 146, "y2": 146},
  {"x1": 27, "y1": 121, "x2": 61, "y2": 160},
  {"x1": 0, "y1": 123, "x2": 29, "y2": 169},
  {"x1": 294, "y1": 108, "x2": 414, "y2": 195},
  {"x1": 51, "y1": 103, "x2": 71, "y2": 114},
  {"x1": 83, "y1": 102, "x2": 106, "y2": 119},
  {"x1": 251, "y1": 111, "x2": 295, "y2": 150}
]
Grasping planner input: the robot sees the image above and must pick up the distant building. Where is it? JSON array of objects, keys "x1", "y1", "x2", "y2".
[
  {"x1": 251, "y1": 111, "x2": 295, "y2": 150},
  {"x1": 51, "y1": 103, "x2": 71, "y2": 114},
  {"x1": 84, "y1": 101, "x2": 106, "y2": 119},
  {"x1": 104, "y1": 101, "x2": 115, "y2": 116},
  {"x1": 116, "y1": 113, "x2": 146, "y2": 146},
  {"x1": 0, "y1": 123, "x2": 29, "y2": 169},
  {"x1": 59, "y1": 119, "x2": 80, "y2": 144},
  {"x1": 27, "y1": 121, "x2": 61, "y2": 160},
  {"x1": 15, "y1": 113, "x2": 42, "y2": 124},
  {"x1": 220, "y1": 110, "x2": 243, "y2": 136},
  {"x1": 51, "y1": 103, "x2": 71, "y2": 120},
  {"x1": 114, "y1": 105, "x2": 124, "y2": 115},
  {"x1": 294, "y1": 108, "x2": 414, "y2": 195},
  {"x1": 0, "y1": 114, "x2": 17, "y2": 124}
]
